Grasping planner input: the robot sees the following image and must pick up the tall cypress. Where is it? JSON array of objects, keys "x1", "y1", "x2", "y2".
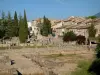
[
  {"x1": 41, "y1": 16, "x2": 52, "y2": 36},
  {"x1": 19, "y1": 15, "x2": 24, "y2": 43},
  {"x1": 19, "y1": 10, "x2": 28, "y2": 43},
  {"x1": 5, "y1": 11, "x2": 14, "y2": 38},
  {"x1": 42, "y1": 16, "x2": 48, "y2": 36},
  {"x1": 14, "y1": 11, "x2": 19, "y2": 36},
  {"x1": 23, "y1": 10, "x2": 28, "y2": 42}
]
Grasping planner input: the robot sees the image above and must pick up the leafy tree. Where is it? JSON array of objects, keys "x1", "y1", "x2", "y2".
[
  {"x1": 41, "y1": 16, "x2": 52, "y2": 36},
  {"x1": 63, "y1": 31, "x2": 77, "y2": 42},
  {"x1": 14, "y1": 11, "x2": 19, "y2": 36},
  {"x1": 88, "y1": 24, "x2": 96, "y2": 38}
]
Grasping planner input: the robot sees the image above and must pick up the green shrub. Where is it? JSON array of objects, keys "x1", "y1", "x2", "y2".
[
  {"x1": 88, "y1": 59, "x2": 100, "y2": 75},
  {"x1": 86, "y1": 16, "x2": 97, "y2": 19},
  {"x1": 96, "y1": 35, "x2": 100, "y2": 42},
  {"x1": 63, "y1": 31, "x2": 77, "y2": 42},
  {"x1": 95, "y1": 43, "x2": 100, "y2": 58}
]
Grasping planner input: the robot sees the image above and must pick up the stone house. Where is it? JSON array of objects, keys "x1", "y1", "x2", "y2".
[{"x1": 51, "y1": 16, "x2": 100, "y2": 39}]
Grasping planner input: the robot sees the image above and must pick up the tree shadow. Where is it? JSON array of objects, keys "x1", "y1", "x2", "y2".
[{"x1": 16, "y1": 70, "x2": 22, "y2": 75}]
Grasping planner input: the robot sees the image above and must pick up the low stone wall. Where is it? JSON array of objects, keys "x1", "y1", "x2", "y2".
[{"x1": 0, "y1": 44, "x2": 9, "y2": 47}]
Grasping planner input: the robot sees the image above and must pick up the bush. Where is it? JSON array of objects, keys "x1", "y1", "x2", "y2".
[
  {"x1": 86, "y1": 16, "x2": 97, "y2": 19},
  {"x1": 95, "y1": 43, "x2": 100, "y2": 58},
  {"x1": 96, "y1": 35, "x2": 100, "y2": 42},
  {"x1": 63, "y1": 31, "x2": 77, "y2": 42},
  {"x1": 88, "y1": 59, "x2": 100, "y2": 75},
  {"x1": 76, "y1": 35, "x2": 86, "y2": 45}
]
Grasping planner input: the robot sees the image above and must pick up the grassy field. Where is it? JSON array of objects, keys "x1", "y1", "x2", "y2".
[{"x1": 71, "y1": 60, "x2": 94, "y2": 75}]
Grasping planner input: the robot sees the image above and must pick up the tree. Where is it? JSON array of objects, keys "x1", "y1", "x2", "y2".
[
  {"x1": 14, "y1": 11, "x2": 19, "y2": 36},
  {"x1": 41, "y1": 16, "x2": 48, "y2": 36},
  {"x1": 5, "y1": 11, "x2": 14, "y2": 38},
  {"x1": 41, "y1": 16, "x2": 52, "y2": 36},
  {"x1": 23, "y1": 10, "x2": 28, "y2": 41},
  {"x1": 63, "y1": 31, "x2": 77, "y2": 42},
  {"x1": 19, "y1": 15, "x2": 24, "y2": 43},
  {"x1": 7, "y1": 11, "x2": 12, "y2": 20},
  {"x1": 46, "y1": 18, "x2": 52, "y2": 34},
  {"x1": 88, "y1": 24, "x2": 96, "y2": 38},
  {"x1": 87, "y1": 16, "x2": 97, "y2": 19},
  {"x1": 19, "y1": 10, "x2": 28, "y2": 43},
  {"x1": 0, "y1": 11, "x2": 5, "y2": 38},
  {"x1": 0, "y1": 19, "x2": 5, "y2": 38},
  {"x1": 0, "y1": 19, "x2": 8, "y2": 39},
  {"x1": 0, "y1": 20, "x2": 6, "y2": 38},
  {"x1": 1, "y1": 11, "x2": 5, "y2": 20}
]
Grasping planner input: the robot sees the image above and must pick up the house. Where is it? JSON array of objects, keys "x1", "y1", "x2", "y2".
[
  {"x1": 51, "y1": 16, "x2": 100, "y2": 39},
  {"x1": 94, "y1": 19, "x2": 100, "y2": 37}
]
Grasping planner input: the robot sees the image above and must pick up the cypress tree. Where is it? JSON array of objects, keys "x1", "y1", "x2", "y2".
[
  {"x1": 41, "y1": 16, "x2": 52, "y2": 36},
  {"x1": 14, "y1": 11, "x2": 19, "y2": 36},
  {"x1": 46, "y1": 18, "x2": 52, "y2": 34},
  {"x1": 19, "y1": 15, "x2": 24, "y2": 43},
  {"x1": 5, "y1": 11, "x2": 14, "y2": 38},
  {"x1": 42, "y1": 16, "x2": 48, "y2": 36},
  {"x1": 23, "y1": 10, "x2": 28, "y2": 42},
  {"x1": 19, "y1": 10, "x2": 28, "y2": 43}
]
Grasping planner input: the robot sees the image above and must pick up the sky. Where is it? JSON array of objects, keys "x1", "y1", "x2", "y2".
[{"x1": 0, "y1": 0, "x2": 100, "y2": 21}]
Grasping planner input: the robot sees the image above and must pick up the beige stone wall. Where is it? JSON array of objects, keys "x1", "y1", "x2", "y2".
[
  {"x1": 95, "y1": 23, "x2": 100, "y2": 37},
  {"x1": 66, "y1": 28, "x2": 89, "y2": 38}
]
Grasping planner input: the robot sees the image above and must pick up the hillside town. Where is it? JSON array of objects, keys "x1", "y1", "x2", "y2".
[
  {"x1": 0, "y1": 15, "x2": 100, "y2": 48},
  {"x1": 26, "y1": 16, "x2": 100, "y2": 45}
]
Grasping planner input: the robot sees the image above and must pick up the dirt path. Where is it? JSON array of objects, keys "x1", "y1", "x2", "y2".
[{"x1": 8, "y1": 52, "x2": 43, "y2": 75}]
